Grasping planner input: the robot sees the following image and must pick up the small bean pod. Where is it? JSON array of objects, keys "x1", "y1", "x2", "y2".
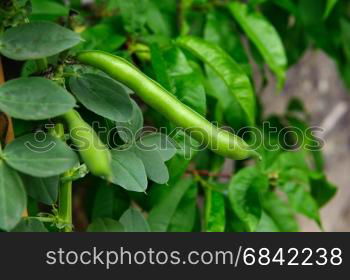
[
  {"x1": 77, "y1": 51, "x2": 259, "y2": 160},
  {"x1": 62, "y1": 109, "x2": 111, "y2": 178}
]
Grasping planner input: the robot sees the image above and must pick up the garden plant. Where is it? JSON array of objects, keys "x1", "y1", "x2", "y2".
[{"x1": 0, "y1": 0, "x2": 348, "y2": 232}]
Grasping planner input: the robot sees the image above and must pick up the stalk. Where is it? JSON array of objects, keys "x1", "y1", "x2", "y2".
[
  {"x1": 58, "y1": 175, "x2": 73, "y2": 232},
  {"x1": 54, "y1": 123, "x2": 74, "y2": 232}
]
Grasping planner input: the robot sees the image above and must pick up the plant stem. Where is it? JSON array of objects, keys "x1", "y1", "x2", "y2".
[
  {"x1": 54, "y1": 123, "x2": 73, "y2": 232},
  {"x1": 58, "y1": 175, "x2": 73, "y2": 232}
]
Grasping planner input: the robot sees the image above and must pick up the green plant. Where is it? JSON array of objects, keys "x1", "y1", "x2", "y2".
[{"x1": 0, "y1": 0, "x2": 344, "y2": 232}]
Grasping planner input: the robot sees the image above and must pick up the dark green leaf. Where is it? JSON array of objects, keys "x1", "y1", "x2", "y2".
[
  {"x1": 229, "y1": 2, "x2": 287, "y2": 88},
  {"x1": 69, "y1": 73, "x2": 133, "y2": 122},
  {"x1": 22, "y1": 174, "x2": 59, "y2": 205},
  {"x1": 309, "y1": 172, "x2": 337, "y2": 207},
  {"x1": 148, "y1": 178, "x2": 194, "y2": 232},
  {"x1": 0, "y1": 77, "x2": 76, "y2": 120},
  {"x1": 0, "y1": 161, "x2": 26, "y2": 231},
  {"x1": 0, "y1": 22, "x2": 81, "y2": 60},
  {"x1": 92, "y1": 182, "x2": 130, "y2": 220},
  {"x1": 168, "y1": 183, "x2": 198, "y2": 232},
  {"x1": 3, "y1": 133, "x2": 79, "y2": 177},
  {"x1": 87, "y1": 218, "x2": 125, "y2": 232},
  {"x1": 228, "y1": 166, "x2": 268, "y2": 232},
  {"x1": 12, "y1": 218, "x2": 48, "y2": 232}
]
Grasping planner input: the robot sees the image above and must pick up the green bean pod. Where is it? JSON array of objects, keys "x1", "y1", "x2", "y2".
[
  {"x1": 77, "y1": 51, "x2": 260, "y2": 160},
  {"x1": 62, "y1": 109, "x2": 111, "y2": 178}
]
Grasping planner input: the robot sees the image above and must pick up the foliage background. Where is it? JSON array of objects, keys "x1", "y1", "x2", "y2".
[{"x1": 261, "y1": 51, "x2": 350, "y2": 231}]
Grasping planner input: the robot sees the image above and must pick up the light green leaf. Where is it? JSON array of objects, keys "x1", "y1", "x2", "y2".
[
  {"x1": 324, "y1": 0, "x2": 338, "y2": 19},
  {"x1": 22, "y1": 174, "x2": 59, "y2": 205},
  {"x1": 228, "y1": 166, "x2": 268, "y2": 232},
  {"x1": 69, "y1": 73, "x2": 133, "y2": 122},
  {"x1": 177, "y1": 35, "x2": 255, "y2": 125},
  {"x1": 0, "y1": 22, "x2": 81, "y2": 60},
  {"x1": 132, "y1": 145, "x2": 169, "y2": 184},
  {"x1": 137, "y1": 133, "x2": 176, "y2": 161},
  {"x1": 0, "y1": 77, "x2": 76, "y2": 120},
  {"x1": 0, "y1": 161, "x2": 26, "y2": 231},
  {"x1": 229, "y1": 2, "x2": 287, "y2": 88},
  {"x1": 120, "y1": 208, "x2": 151, "y2": 232},
  {"x1": 262, "y1": 191, "x2": 299, "y2": 232},
  {"x1": 205, "y1": 189, "x2": 226, "y2": 232},
  {"x1": 3, "y1": 133, "x2": 79, "y2": 177},
  {"x1": 278, "y1": 168, "x2": 320, "y2": 224},
  {"x1": 255, "y1": 211, "x2": 280, "y2": 232},
  {"x1": 148, "y1": 178, "x2": 194, "y2": 232},
  {"x1": 87, "y1": 218, "x2": 125, "y2": 232},
  {"x1": 116, "y1": 100, "x2": 144, "y2": 143},
  {"x1": 110, "y1": 149, "x2": 148, "y2": 192}
]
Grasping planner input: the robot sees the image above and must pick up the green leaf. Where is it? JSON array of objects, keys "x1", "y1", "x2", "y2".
[
  {"x1": 0, "y1": 77, "x2": 76, "y2": 120},
  {"x1": 132, "y1": 145, "x2": 169, "y2": 184},
  {"x1": 119, "y1": 208, "x2": 151, "y2": 232},
  {"x1": 205, "y1": 189, "x2": 226, "y2": 232},
  {"x1": 3, "y1": 133, "x2": 79, "y2": 177},
  {"x1": 87, "y1": 218, "x2": 125, "y2": 232},
  {"x1": 92, "y1": 182, "x2": 130, "y2": 220},
  {"x1": 76, "y1": 24, "x2": 126, "y2": 52},
  {"x1": 150, "y1": 43, "x2": 174, "y2": 91},
  {"x1": 324, "y1": 0, "x2": 338, "y2": 19},
  {"x1": 255, "y1": 211, "x2": 280, "y2": 232},
  {"x1": 117, "y1": 0, "x2": 149, "y2": 34},
  {"x1": 228, "y1": 166, "x2": 268, "y2": 232},
  {"x1": 148, "y1": 178, "x2": 194, "y2": 232},
  {"x1": 110, "y1": 149, "x2": 148, "y2": 192},
  {"x1": 309, "y1": 172, "x2": 337, "y2": 208},
  {"x1": 229, "y1": 2, "x2": 287, "y2": 88},
  {"x1": 262, "y1": 191, "x2": 299, "y2": 232},
  {"x1": 69, "y1": 73, "x2": 133, "y2": 122},
  {"x1": 30, "y1": 0, "x2": 69, "y2": 21},
  {"x1": 177, "y1": 36, "x2": 256, "y2": 125},
  {"x1": 0, "y1": 161, "x2": 26, "y2": 231},
  {"x1": 12, "y1": 218, "x2": 48, "y2": 232},
  {"x1": 168, "y1": 183, "x2": 198, "y2": 232},
  {"x1": 137, "y1": 133, "x2": 176, "y2": 161},
  {"x1": 0, "y1": 22, "x2": 81, "y2": 60},
  {"x1": 278, "y1": 168, "x2": 320, "y2": 224},
  {"x1": 204, "y1": 10, "x2": 250, "y2": 71},
  {"x1": 22, "y1": 174, "x2": 59, "y2": 205},
  {"x1": 163, "y1": 47, "x2": 207, "y2": 115},
  {"x1": 146, "y1": 0, "x2": 171, "y2": 36},
  {"x1": 116, "y1": 100, "x2": 144, "y2": 143}
]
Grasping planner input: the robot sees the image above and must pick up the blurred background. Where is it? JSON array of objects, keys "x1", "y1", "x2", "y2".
[{"x1": 261, "y1": 50, "x2": 350, "y2": 231}]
